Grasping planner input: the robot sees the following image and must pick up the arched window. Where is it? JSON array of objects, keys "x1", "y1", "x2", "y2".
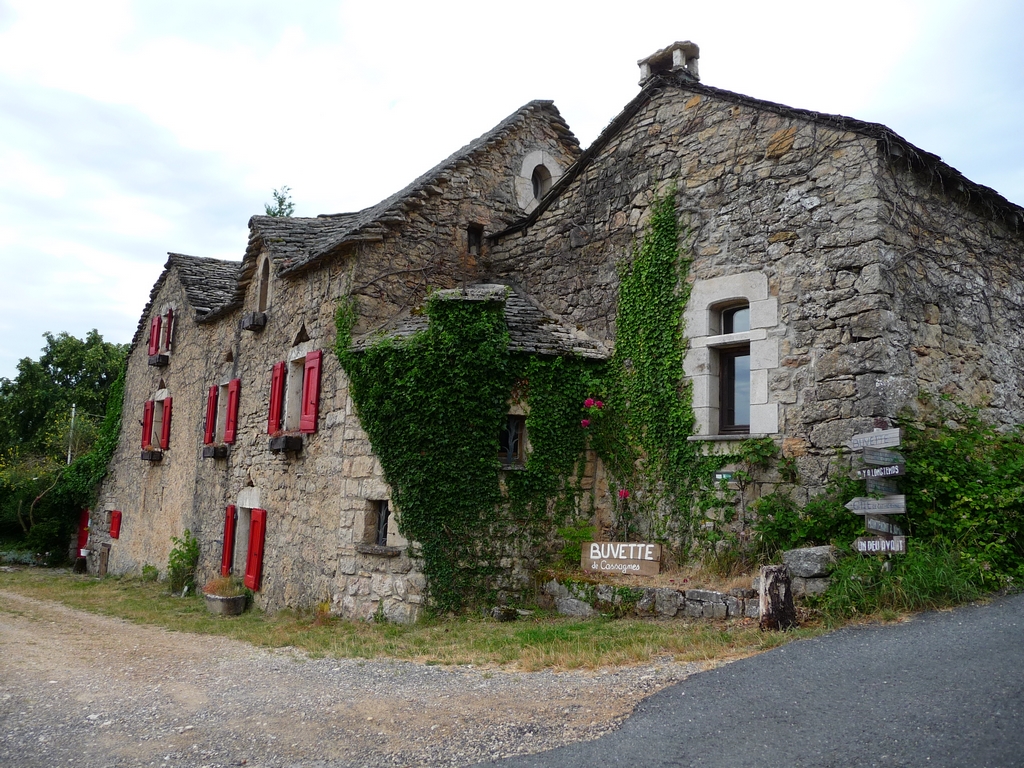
[{"x1": 531, "y1": 165, "x2": 552, "y2": 200}]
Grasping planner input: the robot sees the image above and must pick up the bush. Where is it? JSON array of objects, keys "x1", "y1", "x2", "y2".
[
  {"x1": 167, "y1": 530, "x2": 199, "y2": 594},
  {"x1": 816, "y1": 541, "x2": 985, "y2": 625},
  {"x1": 556, "y1": 519, "x2": 595, "y2": 568},
  {"x1": 751, "y1": 473, "x2": 862, "y2": 560}
]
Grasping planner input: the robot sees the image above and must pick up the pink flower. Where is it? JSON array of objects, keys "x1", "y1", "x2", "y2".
[
  {"x1": 581, "y1": 419, "x2": 590, "y2": 428},
  {"x1": 596, "y1": 401, "x2": 604, "y2": 409},
  {"x1": 618, "y1": 489, "x2": 630, "y2": 499},
  {"x1": 584, "y1": 398, "x2": 595, "y2": 408}
]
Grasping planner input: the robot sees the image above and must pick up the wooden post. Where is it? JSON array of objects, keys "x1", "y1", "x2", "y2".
[{"x1": 759, "y1": 564, "x2": 797, "y2": 631}]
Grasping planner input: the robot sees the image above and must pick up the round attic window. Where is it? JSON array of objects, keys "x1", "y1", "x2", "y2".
[{"x1": 515, "y1": 150, "x2": 564, "y2": 213}]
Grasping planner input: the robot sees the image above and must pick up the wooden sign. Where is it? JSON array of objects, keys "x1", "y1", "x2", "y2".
[
  {"x1": 853, "y1": 536, "x2": 907, "y2": 554},
  {"x1": 862, "y1": 448, "x2": 904, "y2": 466},
  {"x1": 582, "y1": 541, "x2": 661, "y2": 576},
  {"x1": 866, "y1": 477, "x2": 900, "y2": 495},
  {"x1": 865, "y1": 516, "x2": 904, "y2": 536},
  {"x1": 845, "y1": 495, "x2": 906, "y2": 515},
  {"x1": 848, "y1": 428, "x2": 901, "y2": 451},
  {"x1": 857, "y1": 463, "x2": 905, "y2": 479}
]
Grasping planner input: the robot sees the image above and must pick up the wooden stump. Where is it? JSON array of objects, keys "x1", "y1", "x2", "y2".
[{"x1": 759, "y1": 564, "x2": 797, "y2": 631}]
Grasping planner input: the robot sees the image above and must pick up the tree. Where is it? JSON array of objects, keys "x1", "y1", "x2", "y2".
[
  {"x1": 264, "y1": 186, "x2": 295, "y2": 217},
  {"x1": 0, "y1": 331, "x2": 126, "y2": 550}
]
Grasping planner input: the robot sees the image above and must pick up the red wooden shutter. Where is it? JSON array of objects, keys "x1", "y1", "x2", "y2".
[
  {"x1": 142, "y1": 400, "x2": 155, "y2": 448},
  {"x1": 224, "y1": 379, "x2": 241, "y2": 444},
  {"x1": 76, "y1": 509, "x2": 90, "y2": 550},
  {"x1": 221, "y1": 505, "x2": 236, "y2": 576},
  {"x1": 244, "y1": 508, "x2": 267, "y2": 591},
  {"x1": 268, "y1": 361, "x2": 285, "y2": 433},
  {"x1": 163, "y1": 308, "x2": 174, "y2": 351},
  {"x1": 109, "y1": 510, "x2": 122, "y2": 539},
  {"x1": 148, "y1": 315, "x2": 161, "y2": 356},
  {"x1": 159, "y1": 397, "x2": 173, "y2": 450},
  {"x1": 299, "y1": 350, "x2": 322, "y2": 434},
  {"x1": 204, "y1": 386, "x2": 218, "y2": 444}
]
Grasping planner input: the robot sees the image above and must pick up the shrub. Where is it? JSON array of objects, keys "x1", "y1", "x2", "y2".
[
  {"x1": 167, "y1": 530, "x2": 199, "y2": 594},
  {"x1": 202, "y1": 575, "x2": 246, "y2": 597},
  {"x1": 141, "y1": 564, "x2": 159, "y2": 582}
]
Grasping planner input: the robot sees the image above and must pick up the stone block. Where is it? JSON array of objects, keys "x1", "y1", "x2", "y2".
[
  {"x1": 792, "y1": 576, "x2": 830, "y2": 597},
  {"x1": 744, "y1": 599, "x2": 760, "y2": 619},
  {"x1": 544, "y1": 579, "x2": 568, "y2": 600},
  {"x1": 685, "y1": 601, "x2": 704, "y2": 618},
  {"x1": 555, "y1": 597, "x2": 596, "y2": 618},
  {"x1": 655, "y1": 588, "x2": 682, "y2": 617},
  {"x1": 782, "y1": 545, "x2": 837, "y2": 578},
  {"x1": 685, "y1": 588, "x2": 725, "y2": 604},
  {"x1": 703, "y1": 602, "x2": 727, "y2": 619},
  {"x1": 724, "y1": 596, "x2": 742, "y2": 617}
]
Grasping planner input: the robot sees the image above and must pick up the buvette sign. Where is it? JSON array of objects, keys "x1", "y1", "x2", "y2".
[{"x1": 582, "y1": 541, "x2": 662, "y2": 576}]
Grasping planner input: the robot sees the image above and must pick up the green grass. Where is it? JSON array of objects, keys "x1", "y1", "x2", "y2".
[{"x1": 0, "y1": 567, "x2": 822, "y2": 670}]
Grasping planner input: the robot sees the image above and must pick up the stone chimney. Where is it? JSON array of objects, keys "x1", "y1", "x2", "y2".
[{"x1": 637, "y1": 41, "x2": 700, "y2": 85}]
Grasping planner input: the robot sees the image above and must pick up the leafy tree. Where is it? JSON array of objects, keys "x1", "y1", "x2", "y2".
[
  {"x1": 264, "y1": 185, "x2": 295, "y2": 217},
  {"x1": 0, "y1": 331, "x2": 125, "y2": 550}
]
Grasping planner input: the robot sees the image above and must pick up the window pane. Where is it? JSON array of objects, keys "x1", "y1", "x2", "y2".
[
  {"x1": 732, "y1": 353, "x2": 750, "y2": 427},
  {"x1": 724, "y1": 306, "x2": 750, "y2": 334}
]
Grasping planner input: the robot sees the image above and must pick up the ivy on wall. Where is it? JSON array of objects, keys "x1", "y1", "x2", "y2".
[{"x1": 336, "y1": 190, "x2": 752, "y2": 612}]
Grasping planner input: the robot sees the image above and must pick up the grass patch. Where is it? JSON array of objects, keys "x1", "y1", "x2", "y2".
[{"x1": 0, "y1": 568, "x2": 823, "y2": 670}]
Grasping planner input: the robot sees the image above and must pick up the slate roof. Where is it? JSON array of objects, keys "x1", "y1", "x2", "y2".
[
  {"x1": 129, "y1": 254, "x2": 240, "y2": 351},
  {"x1": 496, "y1": 70, "x2": 1024, "y2": 239},
  {"x1": 243, "y1": 100, "x2": 578, "y2": 277},
  {"x1": 350, "y1": 284, "x2": 610, "y2": 360}
]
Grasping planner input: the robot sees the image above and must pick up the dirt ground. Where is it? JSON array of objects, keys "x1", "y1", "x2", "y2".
[{"x1": 0, "y1": 590, "x2": 705, "y2": 767}]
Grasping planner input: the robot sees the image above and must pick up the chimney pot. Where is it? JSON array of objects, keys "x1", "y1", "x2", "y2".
[{"x1": 638, "y1": 41, "x2": 700, "y2": 85}]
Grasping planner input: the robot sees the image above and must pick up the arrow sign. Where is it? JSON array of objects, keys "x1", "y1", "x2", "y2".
[
  {"x1": 845, "y1": 495, "x2": 906, "y2": 515},
  {"x1": 857, "y1": 463, "x2": 905, "y2": 479},
  {"x1": 862, "y1": 448, "x2": 904, "y2": 466},
  {"x1": 854, "y1": 536, "x2": 907, "y2": 554},
  {"x1": 866, "y1": 516, "x2": 904, "y2": 536},
  {"x1": 848, "y1": 428, "x2": 901, "y2": 451},
  {"x1": 866, "y1": 477, "x2": 900, "y2": 495}
]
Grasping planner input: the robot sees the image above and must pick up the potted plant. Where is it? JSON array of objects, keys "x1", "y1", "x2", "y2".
[
  {"x1": 202, "y1": 575, "x2": 248, "y2": 615},
  {"x1": 269, "y1": 430, "x2": 302, "y2": 453},
  {"x1": 141, "y1": 444, "x2": 163, "y2": 462}
]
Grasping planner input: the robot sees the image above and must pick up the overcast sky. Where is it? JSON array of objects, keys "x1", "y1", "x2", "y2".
[{"x1": 1, "y1": 0, "x2": 1021, "y2": 380}]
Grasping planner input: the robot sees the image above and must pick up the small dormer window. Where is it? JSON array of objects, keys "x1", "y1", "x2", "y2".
[{"x1": 531, "y1": 165, "x2": 552, "y2": 200}]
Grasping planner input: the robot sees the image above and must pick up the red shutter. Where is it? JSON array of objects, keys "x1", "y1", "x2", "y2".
[
  {"x1": 142, "y1": 400, "x2": 155, "y2": 448},
  {"x1": 109, "y1": 510, "x2": 122, "y2": 539},
  {"x1": 148, "y1": 315, "x2": 161, "y2": 356},
  {"x1": 224, "y1": 379, "x2": 241, "y2": 444},
  {"x1": 244, "y1": 508, "x2": 267, "y2": 591},
  {"x1": 268, "y1": 361, "x2": 285, "y2": 433},
  {"x1": 221, "y1": 505, "x2": 236, "y2": 576},
  {"x1": 159, "y1": 398, "x2": 173, "y2": 450},
  {"x1": 76, "y1": 509, "x2": 90, "y2": 550},
  {"x1": 204, "y1": 386, "x2": 218, "y2": 444},
  {"x1": 299, "y1": 350, "x2": 322, "y2": 434},
  {"x1": 163, "y1": 308, "x2": 174, "y2": 351}
]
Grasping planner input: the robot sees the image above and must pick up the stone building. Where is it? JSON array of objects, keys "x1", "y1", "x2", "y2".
[{"x1": 89, "y1": 42, "x2": 1024, "y2": 620}]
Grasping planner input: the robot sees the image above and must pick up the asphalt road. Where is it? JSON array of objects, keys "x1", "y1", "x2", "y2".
[{"x1": 483, "y1": 593, "x2": 1024, "y2": 768}]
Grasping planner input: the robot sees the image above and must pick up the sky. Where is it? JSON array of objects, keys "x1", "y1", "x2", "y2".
[{"x1": 1, "y1": 0, "x2": 1022, "y2": 380}]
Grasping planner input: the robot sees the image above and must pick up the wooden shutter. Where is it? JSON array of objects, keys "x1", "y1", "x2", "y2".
[
  {"x1": 148, "y1": 315, "x2": 161, "y2": 356},
  {"x1": 268, "y1": 361, "x2": 285, "y2": 433},
  {"x1": 224, "y1": 379, "x2": 241, "y2": 444},
  {"x1": 221, "y1": 505, "x2": 236, "y2": 577},
  {"x1": 299, "y1": 350, "x2": 322, "y2": 434},
  {"x1": 163, "y1": 308, "x2": 174, "y2": 351},
  {"x1": 159, "y1": 398, "x2": 173, "y2": 450},
  {"x1": 204, "y1": 386, "x2": 218, "y2": 444},
  {"x1": 76, "y1": 509, "x2": 90, "y2": 551},
  {"x1": 244, "y1": 508, "x2": 267, "y2": 591},
  {"x1": 142, "y1": 400, "x2": 155, "y2": 448},
  {"x1": 109, "y1": 510, "x2": 122, "y2": 539}
]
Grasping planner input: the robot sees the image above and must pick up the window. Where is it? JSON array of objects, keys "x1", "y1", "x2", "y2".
[
  {"x1": 147, "y1": 306, "x2": 175, "y2": 364},
  {"x1": 243, "y1": 508, "x2": 267, "y2": 591},
  {"x1": 719, "y1": 346, "x2": 750, "y2": 434},
  {"x1": 268, "y1": 349, "x2": 322, "y2": 435},
  {"x1": 220, "y1": 505, "x2": 237, "y2": 576},
  {"x1": 531, "y1": 165, "x2": 552, "y2": 200},
  {"x1": 258, "y1": 258, "x2": 271, "y2": 312},
  {"x1": 364, "y1": 500, "x2": 391, "y2": 547},
  {"x1": 499, "y1": 414, "x2": 526, "y2": 466},
  {"x1": 467, "y1": 224, "x2": 483, "y2": 256},
  {"x1": 142, "y1": 394, "x2": 172, "y2": 450},
  {"x1": 204, "y1": 379, "x2": 241, "y2": 445}
]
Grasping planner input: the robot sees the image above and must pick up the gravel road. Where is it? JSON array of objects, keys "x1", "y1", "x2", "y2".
[{"x1": 0, "y1": 590, "x2": 704, "y2": 767}]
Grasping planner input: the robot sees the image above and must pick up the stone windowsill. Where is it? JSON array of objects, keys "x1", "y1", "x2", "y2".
[
  {"x1": 686, "y1": 433, "x2": 772, "y2": 443},
  {"x1": 355, "y1": 543, "x2": 403, "y2": 558}
]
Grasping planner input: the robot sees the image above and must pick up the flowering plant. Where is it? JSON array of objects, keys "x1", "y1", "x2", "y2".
[{"x1": 579, "y1": 396, "x2": 605, "y2": 429}]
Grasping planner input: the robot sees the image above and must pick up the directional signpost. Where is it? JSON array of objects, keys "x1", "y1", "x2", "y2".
[{"x1": 847, "y1": 428, "x2": 908, "y2": 556}]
